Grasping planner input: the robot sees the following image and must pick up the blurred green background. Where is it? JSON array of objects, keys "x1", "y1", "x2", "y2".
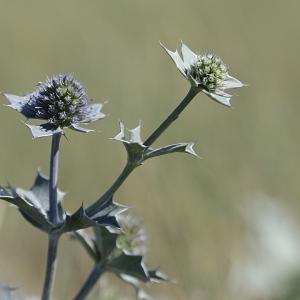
[{"x1": 0, "y1": 0, "x2": 300, "y2": 299}]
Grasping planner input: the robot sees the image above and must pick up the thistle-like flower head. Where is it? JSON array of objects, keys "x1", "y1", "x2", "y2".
[
  {"x1": 117, "y1": 214, "x2": 147, "y2": 256},
  {"x1": 162, "y1": 42, "x2": 244, "y2": 106},
  {"x1": 189, "y1": 54, "x2": 228, "y2": 92},
  {"x1": 3, "y1": 74, "x2": 105, "y2": 138}
]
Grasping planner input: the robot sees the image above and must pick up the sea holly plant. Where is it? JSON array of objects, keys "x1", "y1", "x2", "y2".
[
  {"x1": 0, "y1": 41, "x2": 244, "y2": 300},
  {"x1": 0, "y1": 74, "x2": 123, "y2": 300},
  {"x1": 0, "y1": 171, "x2": 125, "y2": 233}
]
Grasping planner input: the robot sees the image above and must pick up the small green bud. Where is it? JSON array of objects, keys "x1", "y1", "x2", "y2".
[{"x1": 116, "y1": 214, "x2": 147, "y2": 256}]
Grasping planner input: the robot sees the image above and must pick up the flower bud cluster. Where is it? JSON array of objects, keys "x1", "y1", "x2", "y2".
[
  {"x1": 29, "y1": 74, "x2": 89, "y2": 127},
  {"x1": 189, "y1": 54, "x2": 228, "y2": 92},
  {"x1": 117, "y1": 214, "x2": 147, "y2": 256}
]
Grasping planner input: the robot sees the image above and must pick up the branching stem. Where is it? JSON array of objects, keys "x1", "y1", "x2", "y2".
[
  {"x1": 81, "y1": 87, "x2": 199, "y2": 299},
  {"x1": 86, "y1": 87, "x2": 198, "y2": 217},
  {"x1": 86, "y1": 162, "x2": 135, "y2": 217}
]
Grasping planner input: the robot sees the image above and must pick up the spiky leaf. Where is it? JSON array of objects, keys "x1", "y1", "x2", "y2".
[
  {"x1": 113, "y1": 121, "x2": 198, "y2": 166},
  {"x1": 0, "y1": 171, "x2": 65, "y2": 233},
  {"x1": 93, "y1": 226, "x2": 119, "y2": 260},
  {"x1": 65, "y1": 197, "x2": 126, "y2": 232},
  {"x1": 144, "y1": 142, "x2": 198, "y2": 160},
  {"x1": 107, "y1": 253, "x2": 149, "y2": 282}
]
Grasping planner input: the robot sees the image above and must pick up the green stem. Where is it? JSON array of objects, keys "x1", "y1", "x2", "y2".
[
  {"x1": 73, "y1": 264, "x2": 104, "y2": 300},
  {"x1": 80, "y1": 88, "x2": 199, "y2": 299},
  {"x1": 41, "y1": 132, "x2": 62, "y2": 300},
  {"x1": 86, "y1": 87, "x2": 198, "y2": 217},
  {"x1": 41, "y1": 234, "x2": 60, "y2": 300},
  {"x1": 86, "y1": 162, "x2": 135, "y2": 217},
  {"x1": 144, "y1": 86, "x2": 199, "y2": 146},
  {"x1": 49, "y1": 133, "x2": 62, "y2": 224}
]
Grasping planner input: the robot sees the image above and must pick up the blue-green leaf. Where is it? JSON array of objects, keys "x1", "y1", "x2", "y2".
[
  {"x1": 93, "y1": 226, "x2": 119, "y2": 260},
  {"x1": 65, "y1": 197, "x2": 126, "y2": 232},
  {"x1": 25, "y1": 123, "x2": 63, "y2": 139},
  {"x1": 0, "y1": 170, "x2": 65, "y2": 233},
  {"x1": 113, "y1": 121, "x2": 198, "y2": 166},
  {"x1": 3, "y1": 93, "x2": 35, "y2": 118},
  {"x1": 144, "y1": 142, "x2": 198, "y2": 160},
  {"x1": 107, "y1": 253, "x2": 149, "y2": 282}
]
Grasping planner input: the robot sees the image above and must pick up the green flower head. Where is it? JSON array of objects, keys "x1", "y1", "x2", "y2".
[{"x1": 161, "y1": 42, "x2": 244, "y2": 107}]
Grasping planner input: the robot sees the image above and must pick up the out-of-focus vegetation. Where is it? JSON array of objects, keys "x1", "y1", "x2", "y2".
[{"x1": 0, "y1": 0, "x2": 300, "y2": 299}]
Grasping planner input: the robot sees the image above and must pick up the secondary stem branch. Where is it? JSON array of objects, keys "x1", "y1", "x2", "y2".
[
  {"x1": 81, "y1": 88, "x2": 199, "y2": 300},
  {"x1": 144, "y1": 87, "x2": 198, "y2": 147},
  {"x1": 74, "y1": 264, "x2": 103, "y2": 300},
  {"x1": 86, "y1": 87, "x2": 198, "y2": 217},
  {"x1": 86, "y1": 162, "x2": 135, "y2": 217}
]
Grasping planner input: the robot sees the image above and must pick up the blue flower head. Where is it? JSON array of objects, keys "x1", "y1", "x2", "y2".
[{"x1": 3, "y1": 74, "x2": 105, "y2": 138}]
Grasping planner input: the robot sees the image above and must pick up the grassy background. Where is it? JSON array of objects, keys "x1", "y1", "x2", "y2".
[{"x1": 0, "y1": 0, "x2": 300, "y2": 299}]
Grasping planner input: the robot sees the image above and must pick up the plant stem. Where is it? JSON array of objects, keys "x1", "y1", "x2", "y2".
[
  {"x1": 49, "y1": 133, "x2": 62, "y2": 224},
  {"x1": 42, "y1": 234, "x2": 60, "y2": 300},
  {"x1": 86, "y1": 162, "x2": 135, "y2": 217},
  {"x1": 41, "y1": 132, "x2": 62, "y2": 300},
  {"x1": 86, "y1": 87, "x2": 198, "y2": 217},
  {"x1": 144, "y1": 86, "x2": 199, "y2": 147},
  {"x1": 79, "y1": 88, "x2": 199, "y2": 299},
  {"x1": 74, "y1": 264, "x2": 103, "y2": 300}
]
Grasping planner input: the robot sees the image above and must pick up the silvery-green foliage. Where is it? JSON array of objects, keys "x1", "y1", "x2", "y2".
[
  {"x1": 3, "y1": 74, "x2": 105, "y2": 138},
  {"x1": 74, "y1": 227, "x2": 148, "y2": 281},
  {"x1": 117, "y1": 221, "x2": 170, "y2": 297},
  {"x1": 0, "y1": 171, "x2": 64, "y2": 232},
  {"x1": 113, "y1": 121, "x2": 198, "y2": 166},
  {"x1": 0, "y1": 40, "x2": 245, "y2": 300},
  {"x1": 65, "y1": 196, "x2": 127, "y2": 231},
  {"x1": 0, "y1": 171, "x2": 125, "y2": 233},
  {"x1": 73, "y1": 220, "x2": 169, "y2": 297},
  {"x1": 162, "y1": 42, "x2": 244, "y2": 106}
]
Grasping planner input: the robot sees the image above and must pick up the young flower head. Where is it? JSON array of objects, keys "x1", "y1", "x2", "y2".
[
  {"x1": 3, "y1": 74, "x2": 105, "y2": 138},
  {"x1": 162, "y1": 42, "x2": 244, "y2": 107},
  {"x1": 116, "y1": 214, "x2": 148, "y2": 256}
]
